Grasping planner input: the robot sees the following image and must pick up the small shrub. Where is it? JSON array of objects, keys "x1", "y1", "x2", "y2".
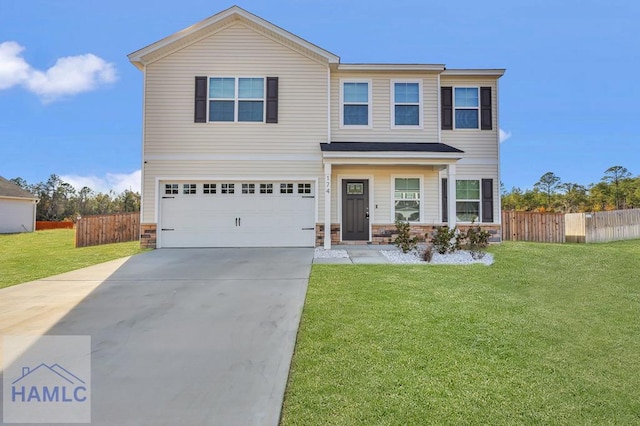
[
  {"x1": 431, "y1": 226, "x2": 460, "y2": 254},
  {"x1": 393, "y1": 220, "x2": 418, "y2": 253},
  {"x1": 466, "y1": 223, "x2": 491, "y2": 259}
]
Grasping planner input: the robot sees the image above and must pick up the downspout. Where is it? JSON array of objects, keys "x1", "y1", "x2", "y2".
[{"x1": 140, "y1": 63, "x2": 148, "y2": 239}]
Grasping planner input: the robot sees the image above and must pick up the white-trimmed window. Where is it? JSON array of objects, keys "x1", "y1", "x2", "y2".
[
  {"x1": 394, "y1": 177, "x2": 421, "y2": 222},
  {"x1": 183, "y1": 184, "x2": 196, "y2": 195},
  {"x1": 456, "y1": 180, "x2": 480, "y2": 221},
  {"x1": 392, "y1": 81, "x2": 421, "y2": 127},
  {"x1": 454, "y1": 87, "x2": 479, "y2": 129},
  {"x1": 209, "y1": 77, "x2": 265, "y2": 122},
  {"x1": 341, "y1": 80, "x2": 371, "y2": 127}
]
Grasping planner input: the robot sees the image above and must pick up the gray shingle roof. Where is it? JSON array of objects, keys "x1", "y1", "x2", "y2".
[
  {"x1": 320, "y1": 142, "x2": 464, "y2": 153},
  {"x1": 0, "y1": 176, "x2": 38, "y2": 199}
]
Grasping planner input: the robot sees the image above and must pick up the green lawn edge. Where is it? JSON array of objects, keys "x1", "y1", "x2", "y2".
[{"x1": 0, "y1": 229, "x2": 146, "y2": 289}]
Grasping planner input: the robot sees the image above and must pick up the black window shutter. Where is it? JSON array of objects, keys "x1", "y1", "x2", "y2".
[
  {"x1": 442, "y1": 178, "x2": 448, "y2": 222},
  {"x1": 194, "y1": 76, "x2": 207, "y2": 123},
  {"x1": 481, "y1": 178, "x2": 494, "y2": 222},
  {"x1": 480, "y1": 87, "x2": 492, "y2": 130},
  {"x1": 266, "y1": 77, "x2": 278, "y2": 123},
  {"x1": 441, "y1": 87, "x2": 453, "y2": 130}
]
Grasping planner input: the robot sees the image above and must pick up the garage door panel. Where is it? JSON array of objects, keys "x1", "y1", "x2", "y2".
[{"x1": 159, "y1": 182, "x2": 315, "y2": 248}]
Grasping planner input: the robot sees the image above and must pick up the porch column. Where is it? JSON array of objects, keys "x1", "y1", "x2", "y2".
[
  {"x1": 447, "y1": 164, "x2": 457, "y2": 228},
  {"x1": 323, "y1": 162, "x2": 332, "y2": 249}
]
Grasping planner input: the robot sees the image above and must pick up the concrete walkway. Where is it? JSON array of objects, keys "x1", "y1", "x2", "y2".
[
  {"x1": 313, "y1": 245, "x2": 394, "y2": 264},
  {"x1": 0, "y1": 248, "x2": 313, "y2": 425}
]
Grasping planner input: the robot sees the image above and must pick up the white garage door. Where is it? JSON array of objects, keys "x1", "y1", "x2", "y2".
[{"x1": 159, "y1": 181, "x2": 315, "y2": 248}]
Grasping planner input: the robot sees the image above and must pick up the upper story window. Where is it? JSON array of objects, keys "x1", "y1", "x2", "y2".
[
  {"x1": 454, "y1": 87, "x2": 479, "y2": 129},
  {"x1": 441, "y1": 86, "x2": 492, "y2": 131},
  {"x1": 392, "y1": 81, "x2": 421, "y2": 127},
  {"x1": 209, "y1": 77, "x2": 264, "y2": 122},
  {"x1": 341, "y1": 80, "x2": 371, "y2": 127}
]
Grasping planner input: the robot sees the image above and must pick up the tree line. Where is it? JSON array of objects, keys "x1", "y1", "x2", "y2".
[
  {"x1": 10, "y1": 174, "x2": 140, "y2": 221},
  {"x1": 501, "y1": 166, "x2": 640, "y2": 213}
]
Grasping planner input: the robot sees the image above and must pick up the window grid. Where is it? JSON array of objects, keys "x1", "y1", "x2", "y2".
[
  {"x1": 394, "y1": 178, "x2": 420, "y2": 222},
  {"x1": 183, "y1": 184, "x2": 196, "y2": 195},
  {"x1": 280, "y1": 183, "x2": 294, "y2": 194},
  {"x1": 260, "y1": 183, "x2": 273, "y2": 194},
  {"x1": 342, "y1": 81, "x2": 370, "y2": 126},
  {"x1": 297, "y1": 183, "x2": 312, "y2": 194},
  {"x1": 203, "y1": 183, "x2": 216, "y2": 194},
  {"x1": 393, "y1": 82, "x2": 420, "y2": 126},
  {"x1": 242, "y1": 183, "x2": 256, "y2": 194},
  {"x1": 165, "y1": 184, "x2": 178, "y2": 195},
  {"x1": 209, "y1": 77, "x2": 265, "y2": 123},
  {"x1": 456, "y1": 180, "x2": 480, "y2": 222},
  {"x1": 221, "y1": 183, "x2": 235, "y2": 194},
  {"x1": 454, "y1": 87, "x2": 479, "y2": 129}
]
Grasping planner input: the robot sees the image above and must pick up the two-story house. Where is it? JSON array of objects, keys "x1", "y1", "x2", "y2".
[{"x1": 128, "y1": 6, "x2": 504, "y2": 249}]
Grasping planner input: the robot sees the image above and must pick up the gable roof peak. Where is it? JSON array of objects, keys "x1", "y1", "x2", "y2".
[{"x1": 128, "y1": 6, "x2": 340, "y2": 70}]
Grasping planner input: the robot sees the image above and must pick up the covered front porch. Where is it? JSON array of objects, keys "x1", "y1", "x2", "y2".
[{"x1": 319, "y1": 142, "x2": 467, "y2": 249}]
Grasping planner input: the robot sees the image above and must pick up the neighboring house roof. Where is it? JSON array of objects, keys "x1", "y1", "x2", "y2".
[
  {"x1": 128, "y1": 5, "x2": 340, "y2": 70},
  {"x1": 0, "y1": 176, "x2": 38, "y2": 200},
  {"x1": 320, "y1": 142, "x2": 464, "y2": 153}
]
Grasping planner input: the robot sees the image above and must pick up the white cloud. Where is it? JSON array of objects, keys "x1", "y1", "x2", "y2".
[
  {"x1": 61, "y1": 170, "x2": 141, "y2": 194},
  {"x1": 0, "y1": 41, "x2": 116, "y2": 102},
  {"x1": 0, "y1": 41, "x2": 31, "y2": 89},
  {"x1": 499, "y1": 128, "x2": 512, "y2": 143}
]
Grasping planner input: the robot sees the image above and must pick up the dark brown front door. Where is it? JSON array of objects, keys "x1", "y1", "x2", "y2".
[{"x1": 342, "y1": 180, "x2": 369, "y2": 241}]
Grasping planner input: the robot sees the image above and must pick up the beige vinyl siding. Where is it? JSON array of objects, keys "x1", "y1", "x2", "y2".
[
  {"x1": 330, "y1": 72, "x2": 440, "y2": 142},
  {"x1": 331, "y1": 165, "x2": 440, "y2": 224},
  {"x1": 440, "y1": 76, "x2": 499, "y2": 160},
  {"x1": 142, "y1": 22, "x2": 328, "y2": 221}
]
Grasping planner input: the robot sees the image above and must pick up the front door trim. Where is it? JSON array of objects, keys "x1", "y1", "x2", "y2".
[{"x1": 338, "y1": 174, "x2": 374, "y2": 242}]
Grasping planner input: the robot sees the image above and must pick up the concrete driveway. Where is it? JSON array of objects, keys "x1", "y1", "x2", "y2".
[{"x1": 0, "y1": 248, "x2": 313, "y2": 425}]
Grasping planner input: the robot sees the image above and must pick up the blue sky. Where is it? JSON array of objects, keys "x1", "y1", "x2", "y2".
[{"x1": 1, "y1": 0, "x2": 638, "y2": 193}]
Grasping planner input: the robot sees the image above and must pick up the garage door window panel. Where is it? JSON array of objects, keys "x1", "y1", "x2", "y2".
[
  {"x1": 260, "y1": 183, "x2": 273, "y2": 194},
  {"x1": 203, "y1": 184, "x2": 216, "y2": 194},
  {"x1": 183, "y1": 184, "x2": 196, "y2": 195},
  {"x1": 298, "y1": 183, "x2": 311, "y2": 194},
  {"x1": 165, "y1": 184, "x2": 179, "y2": 195},
  {"x1": 242, "y1": 183, "x2": 256, "y2": 194},
  {"x1": 221, "y1": 184, "x2": 235, "y2": 194},
  {"x1": 280, "y1": 183, "x2": 294, "y2": 194}
]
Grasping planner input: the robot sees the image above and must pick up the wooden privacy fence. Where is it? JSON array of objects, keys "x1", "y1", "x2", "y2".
[
  {"x1": 36, "y1": 221, "x2": 74, "y2": 230},
  {"x1": 75, "y1": 212, "x2": 140, "y2": 248},
  {"x1": 566, "y1": 209, "x2": 640, "y2": 243},
  {"x1": 501, "y1": 211, "x2": 565, "y2": 243}
]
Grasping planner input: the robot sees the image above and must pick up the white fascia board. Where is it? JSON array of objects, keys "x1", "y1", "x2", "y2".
[
  {"x1": 321, "y1": 151, "x2": 462, "y2": 160},
  {"x1": 0, "y1": 195, "x2": 39, "y2": 202},
  {"x1": 128, "y1": 6, "x2": 339, "y2": 68},
  {"x1": 337, "y1": 64, "x2": 445, "y2": 72},
  {"x1": 441, "y1": 69, "x2": 506, "y2": 77}
]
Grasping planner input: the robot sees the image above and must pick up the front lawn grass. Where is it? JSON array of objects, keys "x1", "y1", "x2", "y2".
[
  {"x1": 0, "y1": 229, "x2": 145, "y2": 289},
  {"x1": 281, "y1": 241, "x2": 640, "y2": 425}
]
